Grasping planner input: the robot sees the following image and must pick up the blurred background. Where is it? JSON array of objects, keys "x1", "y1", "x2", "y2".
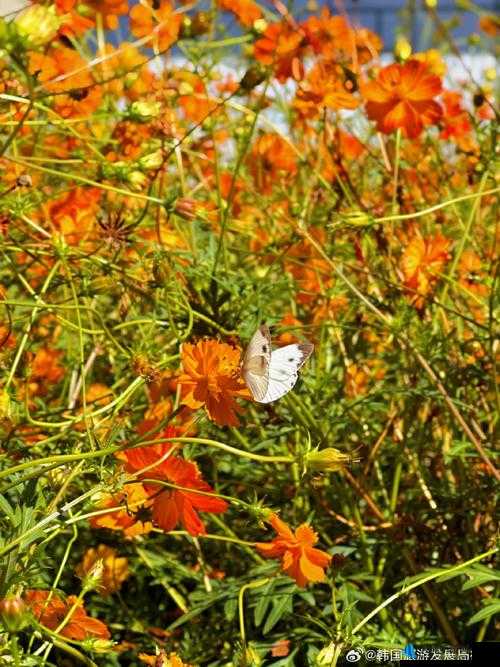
[{"x1": 1, "y1": 0, "x2": 498, "y2": 51}]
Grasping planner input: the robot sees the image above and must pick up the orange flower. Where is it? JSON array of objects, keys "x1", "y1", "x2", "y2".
[
  {"x1": 294, "y1": 61, "x2": 359, "y2": 119},
  {"x1": 457, "y1": 250, "x2": 488, "y2": 299},
  {"x1": 139, "y1": 652, "x2": 192, "y2": 667},
  {"x1": 440, "y1": 91, "x2": 475, "y2": 151},
  {"x1": 304, "y1": 9, "x2": 382, "y2": 64},
  {"x1": 130, "y1": 0, "x2": 181, "y2": 52},
  {"x1": 122, "y1": 428, "x2": 228, "y2": 536},
  {"x1": 217, "y1": 0, "x2": 262, "y2": 27},
  {"x1": 31, "y1": 347, "x2": 65, "y2": 384},
  {"x1": 254, "y1": 21, "x2": 308, "y2": 83},
  {"x1": 43, "y1": 186, "x2": 101, "y2": 244},
  {"x1": 90, "y1": 483, "x2": 153, "y2": 538},
  {"x1": 85, "y1": 0, "x2": 129, "y2": 30},
  {"x1": 401, "y1": 232, "x2": 451, "y2": 307},
  {"x1": 362, "y1": 60, "x2": 443, "y2": 139},
  {"x1": 76, "y1": 545, "x2": 129, "y2": 596},
  {"x1": 178, "y1": 339, "x2": 250, "y2": 426},
  {"x1": 256, "y1": 514, "x2": 331, "y2": 587},
  {"x1": 24, "y1": 590, "x2": 110, "y2": 640},
  {"x1": 249, "y1": 133, "x2": 297, "y2": 194},
  {"x1": 28, "y1": 46, "x2": 102, "y2": 118}
]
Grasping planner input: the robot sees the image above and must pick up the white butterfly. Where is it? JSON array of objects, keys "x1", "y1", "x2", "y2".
[{"x1": 241, "y1": 325, "x2": 314, "y2": 403}]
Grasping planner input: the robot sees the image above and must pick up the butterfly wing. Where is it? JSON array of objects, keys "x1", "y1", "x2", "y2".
[
  {"x1": 241, "y1": 325, "x2": 272, "y2": 402},
  {"x1": 259, "y1": 342, "x2": 314, "y2": 404}
]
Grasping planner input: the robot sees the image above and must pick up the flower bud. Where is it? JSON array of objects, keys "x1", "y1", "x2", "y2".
[
  {"x1": 82, "y1": 638, "x2": 114, "y2": 653},
  {"x1": 239, "y1": 64, "x2": 268, "y2": 92},
  {"x1": 305, "y1": 447, "x2": 353, "y2": 473},
  {"x1": 174, "y1": 197, "x2": 197, "y2": 220},
  {"x1": 81, "y1": 558, "x2": 104, "y2": 592},
  {"x1": 253, "y1": 19, "x2": 268, "y2": 34},
  {"x1": 395, "y1": 36, "x2": 412, "y2": 61},
  {"x1": 316, "y1": 642, "x2": 337, "y2": 666},
  {"x1": 15, "y1": 5, "x2": 61, "y2": 48},
  {"x1": 0, "y1": 596, "x2": 27, "y2": 633},
  {"x1": 340, "y1": 211, "x2": 374, "y2": 228},
  {"x1": 127, "y1": 170, "x2": 147, "y2": 191},
  {"x1": 129, "y1": 100, "x2": 161, "y2": 122},
  {"x1": 0, "y1": 388, "x2": 18, "y2": 425},
  {"x1": 139, "y1": 149, "x2": 163, "y2": 171}
]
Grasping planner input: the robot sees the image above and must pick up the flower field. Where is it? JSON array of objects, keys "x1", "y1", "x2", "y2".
[{"x1": 0, "y1": 1, "x2": 498, "y2": 665}]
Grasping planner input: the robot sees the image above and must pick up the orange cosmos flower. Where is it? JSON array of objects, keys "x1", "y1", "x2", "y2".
[
  {"x1": 28, "y1": 46, "x2": 102, "y2": 118},
  {"x1": 457, "y1": 250, "x2": 488, "y2": 299},
  {"x1": 304, "y1": 9, "x2": 382, "y2": 64},
  {"x1": 440, "y1": 91, "x2": 475, "y2": 151},
  {"x1": 362, "y1": 60, "x2": 443, "y2": 139},
  {"x1": 401, "y1": 232, "x2": 451, "y2": 307},
  {"x1": 294, "y1": 61, "x2": 360, "y2": 119},
  {"x1": 85, "y1": 0, "x2": 129, "y2": 30},
  {"x1": 24, "y1": 590, "x2": 110, "y2": 640},
  {"x1": 30, "y1": 347, "x2": 65, "y2": 385},
  {"x1": 90, "y1": 483, "x2": 153, "y2": 538},
  {"x1": 130, "y1": 0, "x2": 181, "y2": 52},
  {"x1": 76, "y1": 545, "x2": 129, "y2": 596},
  {"x1": 178, "y1": 340, "x2": 250, "y2": 426},
  {"x1": 217, "y1": 0, "x2": 262, "y2": 27},
  {"x1": 122, "y1": 427, "x2": 228, "y2": 536},
  {"x1": 254, "y1": 21, "x2": 308, "y2": 83},
  {"x1": 256, "y1": 513, "x2": 332, "y2": 587},
  {"x1": 249, "y1": 133, "x2": 297, "y2": 194},
  {"x1": 43, "y1": 186, "x2": 101, "y2": 244}
]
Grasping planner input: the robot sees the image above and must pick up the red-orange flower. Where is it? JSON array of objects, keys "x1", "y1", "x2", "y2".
[
  {"x1": 256, "y1": 513, "x2": 332, "y2": 587},
  {"x1": 362, "y1": 60, "x2": 443, "y2": 139},
  {"x1": 25, "y1": 590, "x2": 110, "y2": 640},
  {"x1": 178, "y1": 339, "x2": 250, "y2": 426},
  {"x1": 122, "y1": 429, "x2": 228, "y2": 536}
]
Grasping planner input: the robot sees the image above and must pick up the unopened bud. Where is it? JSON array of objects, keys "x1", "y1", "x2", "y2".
[
  {"x1": 0, "y1": 596, "x2": 27, "y2": 632},
  {"x1": 82, "y1": 559, "x2": 104, "y2": 592},
  {"x1": 129, "y1": 100, "x2": 161, "y2": 121},
  {"x1": 316, "y1": 642, "x2": 338, "y2": 666},
  {"x1": 82, "y1": 638, "x2": 114, "y2": 652},
  {"x1": 16, "y1": 174, "x2": 32, "y2": 188},
  {"x1": 127, "y1": 170, "x2": 147, "y2": 191},
  {"x1": 340, "y1": 211, "x2": 374, "y2": 227},
  {"x1": 305, "y1": 447, "x2": 353, "y2": 473},
  {"x1": 174, "y1": 197, "x2": 197, "y2": 220},
  {"x1": 239, "y1": 64, "x2": 268, "y2": 92},
  {"x1": 139, "y1": 149, "x2": 163, "y2": 171},
  {"x1": 395, "y1": 36, "x2": 412, "y2": 61},
  {"x1": 15, "y1": 5, "x2": 61, "y2": 48}
]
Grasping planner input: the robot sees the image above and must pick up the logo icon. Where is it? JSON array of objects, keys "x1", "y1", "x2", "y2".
[
  {"x1": 403, "y1": 644, "x2": 416, "y2": 659},
  {"x1": 345, "y1": 649, "x2": 362, "y2": 663}
]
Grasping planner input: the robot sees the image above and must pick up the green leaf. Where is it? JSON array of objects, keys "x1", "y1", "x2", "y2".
[
  {"x1": 254, "y1": 579, "x2": 274, "y2": 627},
  {"x1": 224, "y1": 596, "x2": 238, "y2": 622},
  {"x1": 467, "y1": 600, "x2": 500, "y2": 625},
  {"x1": 263, "y1": 591, "x2": 294, "y2": 635}
]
